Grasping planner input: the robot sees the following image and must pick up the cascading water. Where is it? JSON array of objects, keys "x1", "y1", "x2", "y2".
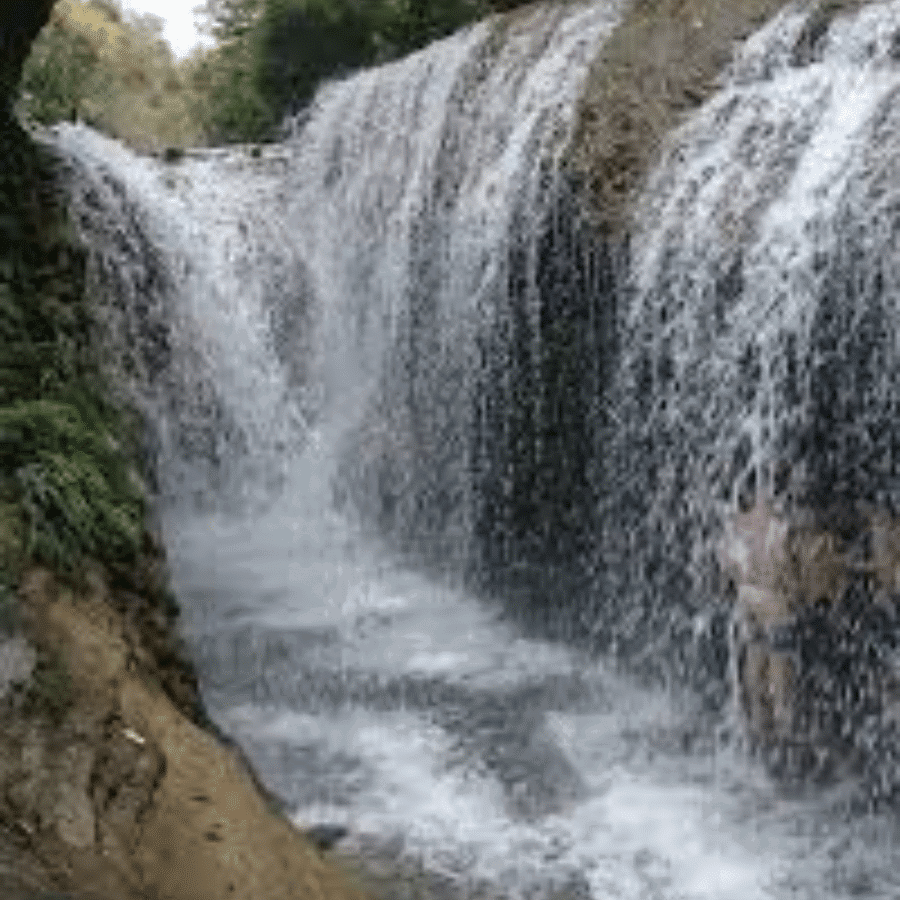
[
  {"x1": 284, "y1": 2, "x2": 619, "y2": 593},
  {"x1": 43, "y1": 0, "x2": 900, "y2": 897},
  {"x1": 592, "y1": 0, "x2": 900, "y2": 710},
  {"x1": 58, "y1": 128, "x2": 311, "y2": 511}
]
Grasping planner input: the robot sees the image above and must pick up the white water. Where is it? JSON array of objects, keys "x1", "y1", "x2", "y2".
[
  {"x1": 50, "y1": 0, "x2": 900, "y2": 897},
  {"x1": 162, "y1": 468, "x2": 900, "y2": 900},
  {"x1": 160, "y1": 476, "x2": 799, "y2": 900}
]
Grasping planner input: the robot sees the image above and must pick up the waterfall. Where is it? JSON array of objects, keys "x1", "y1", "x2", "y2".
[
  {"x1": 40, "y1": 1, "x2": 900, "y2": 895},
  {"x1": 588, "y1": 0, "x2": 900, "y2": 692},
  {"x1": 55, "y1": 130, "x2": 312, "y2": 511},
  {"x1": 54, "y1": 1, "x2": 621, "y2": 589},
  {"x1": 48, "y1": 0, "x2": 900, "y2": 708},
  {"x1": 283, "y1": 2, "x2": 620, "y2": 588}
]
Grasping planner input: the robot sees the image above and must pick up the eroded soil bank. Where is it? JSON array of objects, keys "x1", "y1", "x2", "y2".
[{"x1": 1, "y1": 564, "x2": 374, "y2": 900}]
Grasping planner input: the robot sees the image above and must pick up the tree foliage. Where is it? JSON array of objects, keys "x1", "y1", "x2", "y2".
[
  {"x1": 195, "y1": 0, "x2": 266, "y2": 42},
  {"x1": 189, "y1": 0, "x2": 535, "y2": 144},
  {"x1": 19, "y1": 0, "x2": 204, "y2": 150},
  {"x1": 18, "y1": 0, "x2": 537, "y2": 147}
]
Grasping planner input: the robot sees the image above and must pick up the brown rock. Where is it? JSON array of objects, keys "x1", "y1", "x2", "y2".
[
  {"x1": 47, "y1": 744, "x2": 96, "y2": 851},
  {"x1": 9, "y1": 567, "x2": 372, "y2": 900}
]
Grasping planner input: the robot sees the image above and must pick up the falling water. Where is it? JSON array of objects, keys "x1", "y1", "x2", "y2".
[
  {"x1": 58, "y1": 127, "x2": 310, "y2": 510},
  {"x1": 46, "y1": 0, "x2": 900, "y2": 897},
  {"x1": 591, "y1": 0, "x2": 900, "y2": 695}
]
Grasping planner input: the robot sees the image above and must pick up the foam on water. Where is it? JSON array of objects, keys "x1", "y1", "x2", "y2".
[{"x1": 161, "y1": 471, "x2": 899, "y2": 900}]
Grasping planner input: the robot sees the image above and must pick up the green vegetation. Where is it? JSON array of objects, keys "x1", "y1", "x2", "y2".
[
  {"x1": 0, "y1": 113, "x2": 149, "y2": 581},
  {"x1": 21, "y1": 646, "x2": 74, "y2": 724},
  {"x1": 18, "y1": 0, "x2": 540, "y2": 147},
  {"x1": 252, "y1": 0, "x2": 487, "y2": 124},
  {"x1": 188, "y1": 0, "x2": 423, "y2": 142},
  {"x1": 185, "y1": 0, "x2": 539, "y2": 143},
  {"x1": 19, "y1": 0, "x2": 205, "y2": 151}
]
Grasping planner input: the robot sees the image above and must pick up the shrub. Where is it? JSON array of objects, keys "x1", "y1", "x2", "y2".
[{"x1": 0, "y1": 400, "x2": 144, "y2": 571}]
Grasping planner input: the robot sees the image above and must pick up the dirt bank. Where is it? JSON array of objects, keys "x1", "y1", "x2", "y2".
[{"x1": 1, "y1": 564, "x2": 375, "y2": 900}]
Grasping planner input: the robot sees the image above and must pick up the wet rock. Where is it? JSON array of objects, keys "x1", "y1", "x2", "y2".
[{"x1": 304, "y1": 823, "x2": 349, "y2": 852}]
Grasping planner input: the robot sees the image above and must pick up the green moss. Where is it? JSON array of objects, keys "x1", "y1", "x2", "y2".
[
  {"x1": 16, "y1": 450, "x2": 143, "y2": 570},
  {"x1": 0, "y1": 118, "x2": 152, "y2": 585},
  {"x1": 0, "y1": 399, "x2": 144, "y2": 572}
]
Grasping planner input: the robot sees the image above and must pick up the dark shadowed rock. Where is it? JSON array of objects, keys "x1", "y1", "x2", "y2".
[
  {"x1": 304, "y1": 823, "x2": 350, "y2": 852},
  {"x1": 0, "y1": 1, "x2": 55, "y2": 124}
]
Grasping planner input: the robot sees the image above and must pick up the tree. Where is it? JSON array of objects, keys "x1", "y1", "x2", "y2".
[
  {"x1": 253, "y1": 0, "x2": 378, "y2": 121},
  {"x1": 194, "y1": 0, "x2": 265, "y2": 42},
  {"x1": 20, "y1": 0, "x2": 205, "y2": 150},
  {"x1": 231, "y1": 0, "x2": 530, "y2": 140},
  {"x1": 19, "y1": 11, "x2": 98, "y2": 124}
]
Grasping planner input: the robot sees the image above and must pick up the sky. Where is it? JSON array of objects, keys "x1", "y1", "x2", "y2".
[{"x1": 122, "y1": 1, "x2": 214, "y2": 58}]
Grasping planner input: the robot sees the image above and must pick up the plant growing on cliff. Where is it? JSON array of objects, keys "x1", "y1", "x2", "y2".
[
  {"x1": 21, "y1": 646, "x2": 74, "y2": 724},
  {"x1": 0, "y1": 400, "x2": 144, "y2": 571}
]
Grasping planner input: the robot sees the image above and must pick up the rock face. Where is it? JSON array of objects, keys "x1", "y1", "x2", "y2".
[
  {"x1": 720, "y1": 500, "x2": 900, "y2": 784},
  {"x1": 0, "y1": 1, "x2": 55, "y2": 123},
  {"x1": 0, "y1": 567, "x2": 370, "y2": 900}
]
